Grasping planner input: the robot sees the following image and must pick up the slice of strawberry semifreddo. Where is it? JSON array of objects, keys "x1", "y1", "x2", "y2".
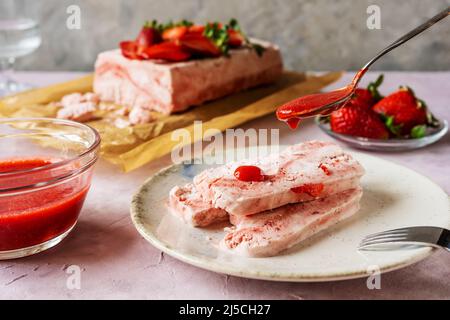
[
  {"x1": 192, "y1": 141, "x2": 364, "y2": 216},
  {"x1": 168, "y1": 141, "x2": 364, "y2": 226},
  {"x1": 168, "y1": 140, "x2": 364, "y2": 257},
  {"x1": 222, "y1": 188, "x2": 362, "y2": 257},
  {"x1": 169, "y1": 183, "x2": 228, "y2": 227}
]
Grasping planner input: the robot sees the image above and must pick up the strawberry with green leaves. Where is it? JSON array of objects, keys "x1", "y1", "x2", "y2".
[
  {"x1": 330, "y1": 103, "x2": 389, "y2": 139},
  {"x1": 329, "y1": 75, "x2": 388, "y2": 139},
  {"x1": 372, "y1": 86, "x2": 431, "y2": 137}
]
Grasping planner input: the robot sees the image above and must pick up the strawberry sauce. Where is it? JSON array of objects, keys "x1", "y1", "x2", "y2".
[
  {"x1": 277, "y1": 68, "x2": 368, "y2": 127},
  {"x1": 0, "y1": 158, "x2": 89, "y2": 251}
]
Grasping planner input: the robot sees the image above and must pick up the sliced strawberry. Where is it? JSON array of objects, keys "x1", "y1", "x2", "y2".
[
  {"x1": 119, "y1": 41, "x2": 142, "y2": 60},
  {"x1": 140, "y1": 42, "x2": 191, "y2": 62},
  {"x1": 136, "y1": 26, "x2": 161, "y2": 47},
  {"x1": 188, "y1": 25, "x2": 205, "y2": 35},
  {"x1": 179, "y1": 33, "x2": 221, "y2": 57},
  {"x1": 162, "y1": 26, "x2": 188, "y2": 41},
  {"x1": 228, "y1": 29, "x2": 244, "y2": 47}
]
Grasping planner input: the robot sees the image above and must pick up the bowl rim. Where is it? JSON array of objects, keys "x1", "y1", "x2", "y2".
[
  {"x1": 0, "y1": 117, "x2": 101, "y2": 178},
  {"x1": 315, "y1": 115, "x2": 448, "y2": 144}
]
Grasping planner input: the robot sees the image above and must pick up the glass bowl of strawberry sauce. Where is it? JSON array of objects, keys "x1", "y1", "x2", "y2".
[{"x1": 0, "y1": 118, "x2": 100, "y2": 259}]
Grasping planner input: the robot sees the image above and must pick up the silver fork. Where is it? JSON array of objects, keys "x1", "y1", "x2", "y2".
[{"x1": 359, "y1": 226, "x2": 450, "y2": 251}]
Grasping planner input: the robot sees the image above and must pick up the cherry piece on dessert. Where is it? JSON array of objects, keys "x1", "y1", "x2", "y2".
[
  {"x1": 234, "y1": 165, "x2": 265, "y2": 182},
  {"x1": 291, "y1": 183, "x2": 324, "y2": 197}
]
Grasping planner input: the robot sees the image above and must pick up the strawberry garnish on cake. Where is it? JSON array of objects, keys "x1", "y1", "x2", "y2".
[
  {"x1": 93, "y1": 19, "x2": 282, "y2": 118},
  {"x1": 119, "y1": 19, "x2": 263, "y2": 62}
]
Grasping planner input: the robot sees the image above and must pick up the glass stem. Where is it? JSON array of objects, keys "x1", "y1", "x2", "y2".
[{"x1": 0, "y1": 57, "x2": 16, "y2": 83}]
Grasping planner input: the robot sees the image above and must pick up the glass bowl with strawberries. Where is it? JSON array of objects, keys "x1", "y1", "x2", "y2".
[{"x1": 316, "y1": 75, "x2": 448, "y2": 151}]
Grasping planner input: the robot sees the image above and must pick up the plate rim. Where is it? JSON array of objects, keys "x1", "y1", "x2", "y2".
[{"x1": 130, "y1": 148, "x2": 448, "y2": 282}]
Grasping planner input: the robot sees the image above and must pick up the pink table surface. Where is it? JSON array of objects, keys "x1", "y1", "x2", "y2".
[{"x1": 1, "y1": 71, "x2": 449, "y2": 300}]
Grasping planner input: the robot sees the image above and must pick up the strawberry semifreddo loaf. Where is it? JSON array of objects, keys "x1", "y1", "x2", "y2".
[
  {"x1": 93, "y1": 42, "x2": 282, "y2": 115},
  {"x1": 92, "y1": 19, "x2": 282, "y2": 117},
  {"x1": 222, "y1": 188, "x2": 362, "y2": 257},
  {"x1": 192, "y1": 141, "x2": 364, "y2": 216}
]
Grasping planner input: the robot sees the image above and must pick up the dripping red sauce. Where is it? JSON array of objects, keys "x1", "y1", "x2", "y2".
[
  {"x1": 0, "y1": 158, "x2": 89, "y2": 251},
  {"x1": 277, "y1": 68, "x2": 368, "y2": 128}
]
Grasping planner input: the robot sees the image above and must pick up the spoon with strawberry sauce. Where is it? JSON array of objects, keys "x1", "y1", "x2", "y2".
[{"x1": 277, "y1": 6, "x2": 450, "y2": 129}]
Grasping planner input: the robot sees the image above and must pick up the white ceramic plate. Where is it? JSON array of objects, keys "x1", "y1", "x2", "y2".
[{"x1": 130, "y1": 148, "x2": 450, "y2": 282}]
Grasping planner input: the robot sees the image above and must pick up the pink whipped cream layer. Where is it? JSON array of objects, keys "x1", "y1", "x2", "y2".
[
  {"x1": 222, "y1": 187, "x2": 363, "y2": 257},
  {"x1": 93, "y1": 40, "x2": 283, "y2": 115}
]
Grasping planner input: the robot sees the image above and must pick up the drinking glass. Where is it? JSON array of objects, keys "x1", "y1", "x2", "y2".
[{"x1": 0, "y1": 0, "x2": 41, "y2": 96}]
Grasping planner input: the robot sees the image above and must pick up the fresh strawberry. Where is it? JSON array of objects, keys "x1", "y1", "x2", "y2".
[
  {"x1": 135, "y1": 26, "x2": 161, "y2": 47},
  {"x1": 323, "y1": 75, "x2": 384, "y2": 115},
  {"x1": 372, "y1": 86, "x2": 427, "y2": 135},
  {"x1": 352, "y1": 74, "x2": 384, "y2": 108},
  {"x1": 330, "y1": 104, "x2": 389, "y2": 139},
  {"x1": 227, "y1": 29, "x2": 244, "y2": 47},
  {"x1": 162, "y1": 26, "x2": 188, "y2": 41},
  {"x1": 140, "y1": 42, "x2": 191, "y2": 62},
  {"x1": 119, "y1": 41, "x2": 142, "y2": 60},
  {"x1": 179, "y1": 33, "x2": 221, "y2": 57}
]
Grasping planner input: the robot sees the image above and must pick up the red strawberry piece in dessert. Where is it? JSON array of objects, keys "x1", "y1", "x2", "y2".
[
  {"x1": 319, "y1": 163, "x2": 332, "y2": 176},
  {"x1": 372, "y1": 86, "x2": 428, "y2": 136},
  {"x1": 162, "y1": 25, "x2": 189, "y2": 41},
  {"x1": 291, "y1": 183, "x2": 324, "y2": 197},
  {"x1": 330, "y1": 103, "x2": 389, "y2": 139},
  {"x1": 234, "y1": 166, "x2": 265, "y2": 182},
  {"x1": 140, "y1": 41, "x2": 191, "y2": 62},
  {"x1": 179, "y1": 33, "x2": 222, "y2": 57}
]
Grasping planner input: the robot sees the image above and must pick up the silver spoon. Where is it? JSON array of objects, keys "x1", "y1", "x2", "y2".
[{"x1": 276, "y1": 6, "x2": 450, "y2": 125}]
